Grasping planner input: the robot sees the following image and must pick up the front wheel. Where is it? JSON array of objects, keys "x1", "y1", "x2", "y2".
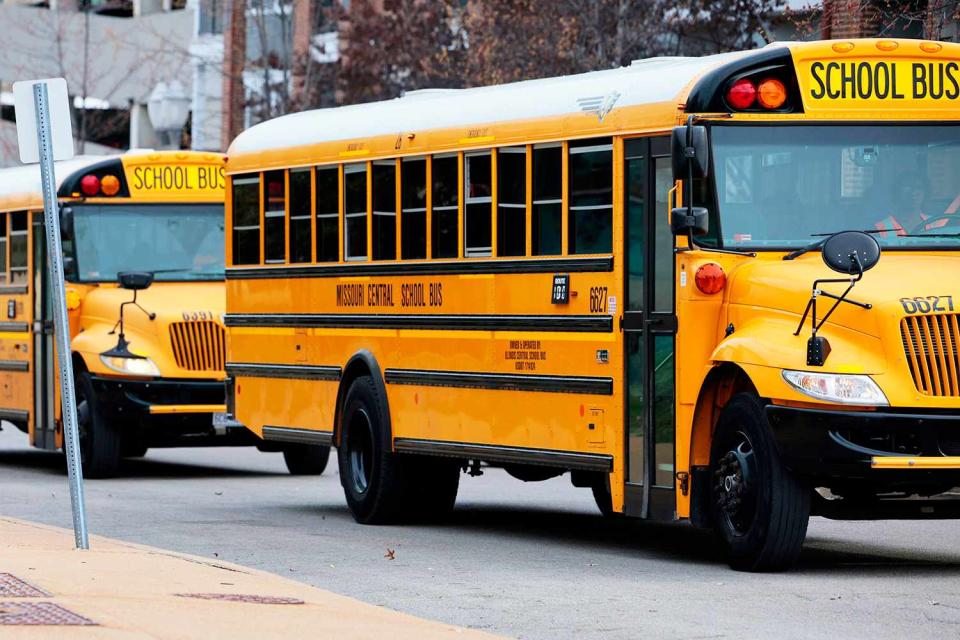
[
  {"x1": 709, "y1": 393, "x2": 810, "y2": 572},
  {"x1": 282, "y1": 444, "x2": 331, "y2": 475},
  {"x1": 75, "y1": 371, "x2": 121, "y2": 479}
]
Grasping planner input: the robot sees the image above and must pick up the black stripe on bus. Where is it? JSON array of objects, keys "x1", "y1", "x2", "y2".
[
  {"x1": 0, "y1": 360, "x2": 29, "y2": 372},
  {"x1": 0, "y1": 408, "x2": 29, "y2": 422},
  {"x1": 226, "y1": 256, "x2": 613, "y2": 280},
  {"x1": 261, "y1": 426, "x2": 334, "y2": 446},
  {"x1": 385, "y1": 368, "x2": 613, "y2": 395},
  {"x1": 226, "y1": 363, "x2": 342, "y2": 381},
  {"x1": 0, "y1": 322, "x2": 29, "y2": 333},
  {"x1": 224, "y1": 314, "x2": 613, "y2": 333},
  {"x1": 0, "y1": 286, "x2": 28, "y2": 295},
  {"x1": 393, "y1": 438, "x2": 614, "y2": 472}
]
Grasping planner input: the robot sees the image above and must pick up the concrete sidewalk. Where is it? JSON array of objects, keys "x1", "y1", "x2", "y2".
[{"x1": 0, "y1": 516, "x2": 501, "y2": 639}]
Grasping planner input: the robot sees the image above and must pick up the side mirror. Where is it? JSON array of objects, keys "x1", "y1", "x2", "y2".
[
  {"x1": 821, "y1": 231, "x2": 881, "y2": 274},
  {"x1": 672, "y1": 125, "x2": 710, "y2": 181},
  {"x1": 117, "y1": 271, "x2": 154, "y2": 291},
  {"x1": 59, "y1": 206, "x2": 74, "y2": 241},
  {"x1": 671, "y1": 207, "x2": 709, "y2": 236}
]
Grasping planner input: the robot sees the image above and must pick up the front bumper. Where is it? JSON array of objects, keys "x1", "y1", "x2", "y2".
[
  {"x1": 765, "y1": 405, "x2": 960, "y2": 483},
  {"x1": 88, "y1": 375, "x2": 253, "y2": 446}
]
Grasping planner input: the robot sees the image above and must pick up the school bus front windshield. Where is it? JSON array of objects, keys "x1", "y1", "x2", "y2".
[
  {"x1": 711, "y1": 125, "x2": 960, "y2": 249},
  {"x1": 71, "y1": 203, "x2": 225, "y2": 282}
]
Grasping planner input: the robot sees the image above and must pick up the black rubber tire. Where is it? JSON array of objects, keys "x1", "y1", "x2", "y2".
[
  {"x1": 407, "y1": 456, "x2": 461, "y2": 520},
  {"x1": 282, "y1": 444, "x2": 331, "y2": 475},
  {"x1": 591, "y1": 476, "x2": 617, "y2": 518},
  {"x1": 337, "y1": 376, "x2": 410, "y2": 524},
  {"x1": 710, "y1": 393, "x2": 810, "y2": 572},
  {"x1": 76, "y1": 371, "x2": 121, "y2": 479}
]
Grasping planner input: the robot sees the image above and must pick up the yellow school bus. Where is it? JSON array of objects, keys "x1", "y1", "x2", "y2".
[
  {"x1": 0, "y1": 151, "x2": 330, "y2": 478},
  {"x1": 224, "y1": 39, "x2": 960, "y2": 570}
]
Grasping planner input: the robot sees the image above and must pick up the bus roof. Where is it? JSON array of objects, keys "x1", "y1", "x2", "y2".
[{"x1": 228, "y1": 49, "x2": 751, "y2": 159}]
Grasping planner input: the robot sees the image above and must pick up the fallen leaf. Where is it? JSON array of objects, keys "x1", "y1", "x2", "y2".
[{"x1": 385, "y1": 548, "x2": 396, "y2": 560}]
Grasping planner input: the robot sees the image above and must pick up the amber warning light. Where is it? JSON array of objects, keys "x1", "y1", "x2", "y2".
[{"x1": 726, "y1": 77, "x2": 788, "y2": 111}]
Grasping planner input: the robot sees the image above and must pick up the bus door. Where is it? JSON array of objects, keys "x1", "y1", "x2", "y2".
[
  {"x1": 0, "y1": 211, "x2": 47, "y2": 446},
  {"x1": 622, "y1": 136, "x2": 678, "y2": 519},
  {"x1": 31, "y1": 212, "x2": 56, "y2": 449}
]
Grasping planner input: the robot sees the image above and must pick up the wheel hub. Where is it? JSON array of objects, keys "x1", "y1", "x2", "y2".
[{"x1": 713, "y1": 437, "x2": 757, "y2": 532}]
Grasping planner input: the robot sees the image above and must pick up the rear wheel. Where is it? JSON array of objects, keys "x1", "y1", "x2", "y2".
[
  {"x1": 337, "y1": 376, "x2": 410, "y2": 524},
  {"x1": 710, "y1": 393, "x2": 810, "y2": 572},
  {"x1": 408, "y1": 456, "x2": 460, "y2": 519},
  {"x1": 75, "y1": 371, "x2": 121, "y2": 479},
  {"x1": 282, "y1": 444, "x2": 331, "y2": 475}
]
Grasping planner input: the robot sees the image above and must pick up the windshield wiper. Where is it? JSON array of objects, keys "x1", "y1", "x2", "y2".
[{"x1": 784, "y1": 229, "x2": 893, "y2": 261}]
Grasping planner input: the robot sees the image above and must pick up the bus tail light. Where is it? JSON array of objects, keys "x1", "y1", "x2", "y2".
[
  {"x1": 726, "y1": 79, "x2": 756, "y2": 110},
  {"x1": 100, "y1": 174, "x2": 121, "y2": 196},
  {"x1": 757, "y1": 78, "x2": 787, "y2": 109},
  {"x1": 695, "y1": 263, "x2": 726, "y2": 294},
  {"x1": 80, "y1": 174, "x2": 100, "y2": 196}
]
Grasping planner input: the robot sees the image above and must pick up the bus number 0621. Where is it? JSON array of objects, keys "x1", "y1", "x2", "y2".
[{"x1": 900, "y1": 295, "x2": 954, "y2": 314}]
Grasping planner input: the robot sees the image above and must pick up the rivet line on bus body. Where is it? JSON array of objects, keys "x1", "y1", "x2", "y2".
[{"x1": 832, "y1": 42, "x2": 855, "y2": 53}]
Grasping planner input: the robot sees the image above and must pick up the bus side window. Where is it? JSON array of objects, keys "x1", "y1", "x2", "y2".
[
  {"x1": 231, "y1": 174, "x2": 261, "y2": 265},
  {"x1": 401, "y1": 158, "x2": 427, "y2": 260},
  {"x1": 343, "y1": 163, "x2": 368, "y2": 261},
  {"x1": 0, "y1": 213, "x2": 7, "y2": 283},
  {"x1": 289, "y1": 169, "x2": 311, "y2": 263},
  {"x1": 497, "y1": 147, "x2": 526, "y2": 257},
  {"x1": 315, "y1": 167, "x2": 338, "y2": 262},
  {"x1": 372, "y1": 161, "x2": 397, "y2": 261},
  {"x1": 465, "y1": 152, "x2": 492, "y2": 257},
  {"x1": 532, "y1": 144, "x2": 562, "y2": 256},
  {"x1": 9, "y1": 211, "x2": 28, "y2": 285},
  {"x1": 263, "y1": 170, "x2": 286, "y2": 264},
  {"x1": 568, "y1": 138, "x2": 613, "y2": 255},
  {"x1": 431, "y1": 155, "x2": 458, "y2": 259}
]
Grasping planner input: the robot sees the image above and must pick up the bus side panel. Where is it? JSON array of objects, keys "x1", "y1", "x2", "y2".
[{"x1": 0, "y1": 288, "x2": 34, "y2": 438}]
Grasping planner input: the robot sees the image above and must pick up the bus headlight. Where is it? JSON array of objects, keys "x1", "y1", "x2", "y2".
[
  {"x1": 100, "y1": 355, "x2": 160, "y2": 377},
  {"x1": 782, "y1": 370, "x2": 888, "y2": 406}
]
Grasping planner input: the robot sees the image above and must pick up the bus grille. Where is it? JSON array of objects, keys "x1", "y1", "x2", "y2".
[
  {"x1": 169, "y1": 321, "x2": 225, "y2": 372},
  {"x1": 900, "y1": 314, "x2": 960, "y2": 397}
]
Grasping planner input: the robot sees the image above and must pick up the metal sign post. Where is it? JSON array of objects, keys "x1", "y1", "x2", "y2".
[{"x1": 14, "y1": 79, "x2": 88, "y2": 550}]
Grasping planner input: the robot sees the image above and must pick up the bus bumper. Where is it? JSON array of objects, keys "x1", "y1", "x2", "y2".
[
  {"x1": 765, "y1": 405, "x2": 960, "y2": 482},
  {"x1": 88, "y1": 375, "x2": 255, "y2": 447}
]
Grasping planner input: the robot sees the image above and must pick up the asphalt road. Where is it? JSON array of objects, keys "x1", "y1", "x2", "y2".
[{"x1": 2, "y1": 426, "x2": 960, "y2": 640}]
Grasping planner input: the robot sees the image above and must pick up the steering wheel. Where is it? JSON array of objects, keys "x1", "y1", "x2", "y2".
[{"x1": 907, "y1": 213, "x2": 960, "y2": 235}]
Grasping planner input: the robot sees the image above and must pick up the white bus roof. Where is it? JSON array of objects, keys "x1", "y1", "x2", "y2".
[
  {"x1": 0, "y1": 156, "x2": 117, "y2": 208},
  {"x1": 229, "y1": 50, "x2": 750, "y2": 156}
]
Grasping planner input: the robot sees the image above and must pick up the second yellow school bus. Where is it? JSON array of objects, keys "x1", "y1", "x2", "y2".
[{"x1": 225, "y1": 39, "x2": 960, "y2": 570}]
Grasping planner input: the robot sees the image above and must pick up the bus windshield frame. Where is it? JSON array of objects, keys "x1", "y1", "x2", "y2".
[
  {"x1": 67, "y1": 202, "x2": 225, "y2": 283},
  {"x1": 707, "y1": 123, "x2": 960, "y2": 251}
]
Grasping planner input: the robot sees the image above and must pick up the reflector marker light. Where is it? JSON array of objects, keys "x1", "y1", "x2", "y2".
[{"x1": 757, "y1": 78, "x2": 787, "y2": 109}]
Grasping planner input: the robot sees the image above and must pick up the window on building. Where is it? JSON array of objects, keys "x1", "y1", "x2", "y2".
[
  {"x1": 465, "y1": 152, "x2": 492, "y2": 257},
  {"x1": 315, "y1": 167, "x2": 338, "y2": 262},
  {"x1": 401, "y1": 158, "x2": 427, "y2": 260},
  {"x1": 289, "y1": 169, "x2": 311, "y2": 263},
  {"x1": 532, "y1": 144, "x2": 562, "y2": 256},
  {"x1": 372, "y1": 161, "x2": 396, "y2": 260},
  {"x1": 569, "y1": 138, "x2": 613, "y2": 254},
  {"x1": 263, "y1": 170, "x2": 286, "y2": 263},
  {"x1": 497, "y1": 147, "x2": 526, "y2": 257},
  {"x1": 9, "y1": 211, "x2": 28, "y2": 285},
  {"x1": 232, "y1": 174, "x2": 260, "y2": 265},
  {"x1": 431, "y1": 155, "x2": 458, "y2": 259},
  {"x1": 344, "y1": 164, "x2": 368, "y2": 261}
]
